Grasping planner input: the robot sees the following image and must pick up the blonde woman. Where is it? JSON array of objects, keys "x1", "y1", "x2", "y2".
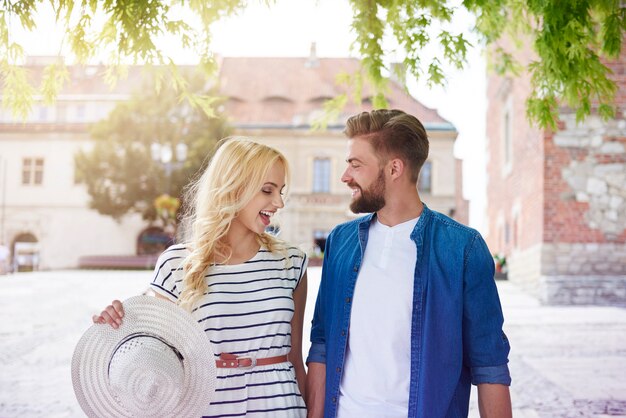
[{"x1": 94, "y1": 137, "x2": 308, "y2": 417}]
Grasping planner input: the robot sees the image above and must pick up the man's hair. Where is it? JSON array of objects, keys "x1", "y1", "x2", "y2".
[{"x1": 344, "y1": 109, "x2": 429, "y2": 183}]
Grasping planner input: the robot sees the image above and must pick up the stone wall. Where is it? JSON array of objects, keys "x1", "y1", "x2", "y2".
[
  {"x1": 485, "y1": 36, "x2": 626, "y2": 306},
  {"x1": 540, "y1": 243, "x2": 626, "y2": 305},
  {"x1": 507, "y1": 243, "x2": 543, "y2": 297},
  {"x1": 542, "y1": 242, "x2": 626, "y2": 276},
  {"x1": 545, "y1": 114, "x2": 626, "y2": 243},
  {"x1": 510, "y1": 242, "x2": 626, "y2": 305},
  {"x1": 541, "y1": 275, "x2": 626, "y2": 306}
]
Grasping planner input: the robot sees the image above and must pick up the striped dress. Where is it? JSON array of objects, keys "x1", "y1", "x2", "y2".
[{"x1": 150, "y1": 244, "x2": 308, "y2": 417}]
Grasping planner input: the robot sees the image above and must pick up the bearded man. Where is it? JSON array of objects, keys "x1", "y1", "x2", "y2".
[{"x1": 305, "y1": 109, "x2": 512, "y2": 418}]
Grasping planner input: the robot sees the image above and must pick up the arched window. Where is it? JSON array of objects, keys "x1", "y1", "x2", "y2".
[
  {"x1": 313, "y1": 230, "x2": 329, "y2": 254},
  {"x1": 137, "y1": 227, "x2": 173, "y2": 255},
  {"x1": 12, "y1": 233, "x2": 39, "y2": 272}
]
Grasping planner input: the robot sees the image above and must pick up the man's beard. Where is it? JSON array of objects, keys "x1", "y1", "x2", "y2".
[{"x1": 349, "y1": 169, "x2": 386, "y2": 213}]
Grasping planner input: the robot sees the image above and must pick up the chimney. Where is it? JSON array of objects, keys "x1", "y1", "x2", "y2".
[{"x1": 305, "y1": 42, "x2": 319, "y2": 68}]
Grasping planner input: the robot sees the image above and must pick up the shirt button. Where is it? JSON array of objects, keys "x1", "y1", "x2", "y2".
[
  {"x1": 345, "y1": 297, "x2": 351, "y2": 303},
  {"x1": 353, "y1": 265, "x2": 358, "y2": 272},
  {"x1": 336, "y1": 367, "x2": 341, "y2": 373},
  {"x1": 341, "y1": 330, "x2": 346, "y2": 336},
  {"x1": 332, "y1": 397, "x2": 337, "y2": 404}
]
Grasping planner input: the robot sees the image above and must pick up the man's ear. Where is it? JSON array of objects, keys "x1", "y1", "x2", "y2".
[{"x1": 388, "y1": 158, "x2": 405, "y2": 180}]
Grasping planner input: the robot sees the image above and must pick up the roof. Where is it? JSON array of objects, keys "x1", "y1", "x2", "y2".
[
  {"x1": 217, "y1": 57, "x2": 454, "y2": 130},
  {"x1": 12, "y1": 56, "x2": 455, "y2": 132}
]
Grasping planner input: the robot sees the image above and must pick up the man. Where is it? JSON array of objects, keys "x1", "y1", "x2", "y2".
[{"x1": 305, "y1": 109, "x2": 512, "y2": 418}]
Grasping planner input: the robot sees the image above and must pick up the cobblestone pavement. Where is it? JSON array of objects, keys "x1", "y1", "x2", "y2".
[{"x1": 1, "y1": 269, "x2": 625, "y2": 417}]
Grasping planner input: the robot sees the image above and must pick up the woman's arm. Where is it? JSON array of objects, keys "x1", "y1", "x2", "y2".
[{"x1": 288, "y1": 271, "x2": 308, "y2": 398}]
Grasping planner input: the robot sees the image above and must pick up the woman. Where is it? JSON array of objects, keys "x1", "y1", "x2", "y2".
[{"x1": 93, "y1": 137, "x2": 308, "y2": 417}]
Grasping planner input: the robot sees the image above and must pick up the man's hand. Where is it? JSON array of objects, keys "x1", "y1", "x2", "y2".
[{"x1": 306, "y1": 362, "x2": 326, "y2": 418}]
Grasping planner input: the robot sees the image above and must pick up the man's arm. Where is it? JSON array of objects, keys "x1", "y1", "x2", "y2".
[
  {"x1": 477, "y1": 384, "x2": 512, "y2": 418},
  {"x1": 306, "y1": 362, "x2": 326, "y2": 418},
  {"x1": 462, "y1": 234, "x2": 512, "y2": 415}
]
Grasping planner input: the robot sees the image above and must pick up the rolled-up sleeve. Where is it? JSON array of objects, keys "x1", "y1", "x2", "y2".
[
  {"x1": 306, "y1": 232, "x2": 333, "y2": 365},
  {"x1": 463, "y1": 234, "x2": 512, "y2": 386},
  {"x1": 307, "y1": 342, "x2": 326, "y2": 364},
  {"x1": 307, "y1": 273, "x2": 327, "y2": 364},
  {"x1": 471, "y1": 364, "x2": 511, "y2": 385}
]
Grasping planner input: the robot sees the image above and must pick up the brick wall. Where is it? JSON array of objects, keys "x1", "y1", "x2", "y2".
[
  {"x1": 544, "y1": 115, "x2": 626, "y2": 244},
  {"x1": 543, "y1": 44, "x2": 626, "y2": 244},
  {"x1": 486, "y1": 39, "x2": 626, "y2": 305},
  {"x1": 485, "y1": 37, "x2": 545, "y2": 257}
]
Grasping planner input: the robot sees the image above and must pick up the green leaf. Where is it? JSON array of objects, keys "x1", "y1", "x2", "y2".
[
  {"x1": 40, "y1": 63, "x2": 70, "y2": 105},
  {"x1": 2, "y1": 0, "x2": 625, "y2": 131},
  {"x1": 311, "y1": 94, "x2": 348, "y2": 131},
  {"x1": 1, "y1": 64, "x2": 36, "y2": 121}
]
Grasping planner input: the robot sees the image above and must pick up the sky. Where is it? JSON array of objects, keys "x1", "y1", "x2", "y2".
[{"x1": 14, "y1": 0, "x2": 488, "y2": 231}]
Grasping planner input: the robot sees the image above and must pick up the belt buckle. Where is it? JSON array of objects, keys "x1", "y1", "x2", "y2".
[{"x1": 237, "y1": 355, "x2": 257, "y2": 368}]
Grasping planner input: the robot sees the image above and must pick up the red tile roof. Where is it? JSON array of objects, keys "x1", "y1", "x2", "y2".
[
  {"x1": 218, "y1": 57, "x2": 453, "y2": 129},
  {"x1": 16, "y1": 56, "x2": 454, "y2": 130}
]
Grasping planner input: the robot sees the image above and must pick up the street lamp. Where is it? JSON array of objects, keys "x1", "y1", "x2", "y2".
[{"x1": 150, "y1": 142, "x2": 188, "y2": 194}]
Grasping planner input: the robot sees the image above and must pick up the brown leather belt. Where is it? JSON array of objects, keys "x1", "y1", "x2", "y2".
[{"x1": 215, "y1": 353, "x2": 289, "y2": 369}]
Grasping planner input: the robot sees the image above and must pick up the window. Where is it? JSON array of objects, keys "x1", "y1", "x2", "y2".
[
  {"x1": 76, "y1": 104, "x2": 86, "y2": 121},
  {"x1": 496, "y1": 215, "x2": 505, "y2": 251},
  {"x1": 313, "y1": 230, "x2": 329, "y2": 254},
  {"x1": 419, "y1": 161, "x2": 432, "y2": 193},
  {"x1": 504, "y1": 112, "x2": 512, "y2": 164},
  {"x1": 502, "y1": 99, "x2": 513, "y2": 175},
  {"x1": 512, "y1": 209, "x2": 521, "y2": 250},
  {"x1": 504, "y1": 222, "x2": 510, "y2": 245},
  {"x1": 312, "y1": 158, "x2": 331, "y2": 193},
  {"x1": 56, "y1": 103, "x2": 67, "y2": 123},
  {"x1": 22, "y1": 158, "x2": 44, "y2": 185},
  {"x1": 38, "y1": 106, "x2": 48, "y2": 122}
]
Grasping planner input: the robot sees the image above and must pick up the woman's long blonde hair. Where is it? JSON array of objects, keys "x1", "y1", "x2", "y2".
[{"x1": 178, "y1": 137, "x2": 290, "y2": 311}]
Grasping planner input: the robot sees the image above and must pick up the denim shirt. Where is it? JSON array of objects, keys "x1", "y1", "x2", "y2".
[{"x1": 307, "y1": 205, "x2": 511, "y2": 418}]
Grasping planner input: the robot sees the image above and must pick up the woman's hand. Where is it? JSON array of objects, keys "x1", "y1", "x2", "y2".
[{"x1": 92, "y1": 300, "x2": 124, "y2": 329}]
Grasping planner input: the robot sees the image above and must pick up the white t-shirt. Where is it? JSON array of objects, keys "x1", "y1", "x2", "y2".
[{"x1": 337, "y1": 216, "x2": 419, "y2": 418}]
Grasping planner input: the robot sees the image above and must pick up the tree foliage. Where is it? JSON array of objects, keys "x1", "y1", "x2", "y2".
[
  {"x1": 74, "y1": 70, "x2": 229, "y2": 221},
  {"x1": 467, "y1": 0, "x2": 626, "y2": 128},
  {"x1": 2, "y1": 0, "x2": 625, "y2": 129}
]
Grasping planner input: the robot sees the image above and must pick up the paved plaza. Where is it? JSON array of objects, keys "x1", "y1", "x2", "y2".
[{"x1": 0, "y1": 268, "x2": 625, "y2": 417}]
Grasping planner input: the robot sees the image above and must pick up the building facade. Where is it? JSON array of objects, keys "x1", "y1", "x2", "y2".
[
  {"x1": 0, "y1": 54, "x2": 464, "y2": 270},
  {"x1": 485, "y1": 43, "x2": 626, "y2": 305}
]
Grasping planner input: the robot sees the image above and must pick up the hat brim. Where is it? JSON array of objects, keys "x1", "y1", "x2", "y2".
[{"x1": 72, "y1": 295, "x2": 216, "y2": 417}]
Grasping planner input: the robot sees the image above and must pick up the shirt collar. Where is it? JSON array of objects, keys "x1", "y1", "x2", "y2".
[{"x1": 357, "y1": 203, "x2": 431, "y2": 241}]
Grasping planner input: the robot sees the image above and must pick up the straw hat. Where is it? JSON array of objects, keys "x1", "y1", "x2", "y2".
[{"x1": 72, "y1": 295, "x2": 216, "y2": 417}]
